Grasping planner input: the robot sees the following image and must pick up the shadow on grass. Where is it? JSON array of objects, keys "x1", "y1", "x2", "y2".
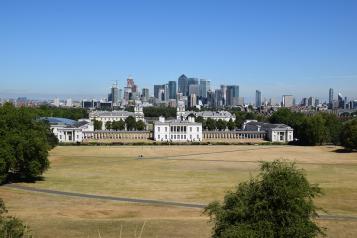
[
  {"x1": 1, "y1": 174, "x2": 45, "y2": 185},
  {"x1": 333, "y1": 148, "x2": 356, "y2": 153}
]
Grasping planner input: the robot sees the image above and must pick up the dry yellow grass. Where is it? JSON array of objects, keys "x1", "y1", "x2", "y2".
[{"x1": 1, "y1": 145, "x2": 357, "y2": 237}]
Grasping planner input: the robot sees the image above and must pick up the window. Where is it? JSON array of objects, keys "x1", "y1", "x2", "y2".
[
  {"x1": 158, "y1": 135, "x2": 160, "y2": 139},
  {"x1": 165, "y1": 135, "x2": 167, "y2": 139},
  {"x1": 190, "y1": 135, "x2": 192, "y2": 140},
  {"x1": 184, "y1": 135, "x2": 186, "y2": 139},
  {"x1": 197, "y1": 127, "x2": 199, "y2": 132},
  {"x1": 158, "y1": 127, "x2": 160, "y2": 132},
  {"x1": 165, "y1": 127, "x2": 167, "y2": 132},
  {"x1": 190, "y1": 127, "x2": 192, "y2": 132},
  {"x1": 197, "y1": 135, "x2": 199, "y2": 139},
  {"x1": 171, "y1": 135, "x2": 173, "y2": 139},
  {"x1": 174, "y1": 135, "x2": 176, "y2": 139},
  {"x1": 59, "y1": 135, "x2": 62, "y2": 140}
]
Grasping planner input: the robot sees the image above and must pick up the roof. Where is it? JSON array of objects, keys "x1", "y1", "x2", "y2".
[
  {"x1": 183, "y1": 110, "x2": 235, "y2": 118},
  {"x1": 245, "y1": 120, "x2": 293, "y2": 130},
  {"x1": 89, "y1": 110, "x2": 135, "y2": 117},
  {"x1": 154, "y1": 119, "x2": 201, "y2": 126},
  {"x1": 41, "y1": 117, "x2": 89, "y2": 128}
]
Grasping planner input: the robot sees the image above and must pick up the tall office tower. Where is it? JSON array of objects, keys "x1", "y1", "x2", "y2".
[
  {"x1": 178, "y1": 74, "x2": 188, "y2": 96},
  {"x1": 315, "y1": 98, "x2": 319, "y2": 107},
  {"x1": 300, "y1": 98, "x2": 308, "y2": 107},
  {"x1": 329, "y1": 88, "x2": 334, "y2": 105},
  {"x1": 214, "y1": 89, "x2": 223, "y2": 107},
  {"x1": 127, "y1": 76, "x2": 138, "y2": 93},
  {"x1": 142, "y1": 88, "x2": 149, "y2": 101},
  {"x1": 124, "y1": 87, "x2": 132, "y2": 101},
  {"x1": 154, "y1": 85, "x2": 164, "y2": 99},
  {"x1": 220, "y1": 85, "x2": 227, "y2": 106},
  {"x1": 338, "y1": 92, "x2": 344, "y2": 108},
  {"x1": 118, "y1": 89, "x2": 123, "y2": 100},
  {"x1": 226, "y1": 85, "x2": 239, "y2": 106},
  {"x1": 207, "y1": 90, "x2": 215, "y2": 107},
  {"x1": 255, "y1": 90, "x2": 262, "y2": 107},
  {"x1": 282, "y1": 95, "x2": 294, "y2": 107},
  {"x1": 344, "y1": 97, "x2": 348, "y2": 109},
  {"x1": 199, "y1": 79, "x2": 211, "y2": 98},
  {"x1": 66, "y1": 98, "x2": 72, "y2": 107},
  {"x1": 308, "y1": 97, "x2": 315, "y2": 107},
  {"x1": 188, "y1": 84, "x2": 199, "y2": 96},
  {"x1": 164, "y1": 84, "x2": 169, "y2": 101},
  {"x1": 189, "y1": 93, "x2": 197, "y2": 108},
  {"x1": 111, "y1": 82, "x2": 119, "y2": 105},
  {"x1": 168, "y1": 81, "x2": 177, "y2": 99}
]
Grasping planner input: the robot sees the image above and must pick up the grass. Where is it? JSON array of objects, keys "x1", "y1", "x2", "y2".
[{"x1": 1, "y1": 145, "x2": 357, "y2": 237}]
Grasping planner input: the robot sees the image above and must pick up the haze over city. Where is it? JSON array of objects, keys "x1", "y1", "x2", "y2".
[{"x1": 1, "y1": 0, "x2": 357, "y2": 101}]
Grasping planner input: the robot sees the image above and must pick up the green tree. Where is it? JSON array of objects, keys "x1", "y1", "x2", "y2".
[
  {"x1": 205, "y1": 160, "x2": 324, "y2": 238},
  {"x1": 93, "y1": 120, "x2": 102, "y2": 131},
  {"x1": 206, "y1": 118, "x2": 216, "y2": 131},
  {"x1": 216, "y1": 119, "x2": 227, "y2": 131},
  {"x1": 299, "y1": 114, "x2": 328, "y2": 145},
  {"x1": 340, "y1": 119, "x2": 357, "y2": 151},
  {"x1": 227, "y1": 119, "x2": 235, "y2": 131},
  {"x1": 321, "y1": 113, "x2": 342, "y2": 145},
  {"x1": 105, "y1": 121, "x2": 112, "y2": 130},
  {"x1": 136, "y1": 120, "x2": 146, "y2": 131},
  {"x1": 0, "y1": 198, "x2": 31, "y2": 238},
  {"x1": 0, "y1": 103, "x2": 51, "y2": 182},
  {"x1": 125, "y1": 116, "x2": 136, "y2": 131},
  {"x1": 111, "y1": 120, "x2": 125, "y2": 131}
]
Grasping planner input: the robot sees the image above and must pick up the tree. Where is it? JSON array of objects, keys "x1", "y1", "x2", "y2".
[
  {"x1": 299, "y1": 115, "x2": 328, "y2": 145},
  {"x1": 111, "y1": 120, "x2": 125, "y2": 131},
  {"x1": 105, "y1": 121, "x2": 112, "y2": 130},
  {"x1": 227, "y1": 119, "x2": 235, "y2": 131},
  {"x1": 0, "y1": 198, "x2": 31, "y2": 238},
  {"x1": 125, "y1": 116, "x2": 136, "y2": 131},
  {"x1": 205, "y1": 160, "x2": 325, "y2": 238},
  {"x1": 321, "y1": 113, "x2": 342, "y2": 145},
  {"x1": 340, "y1": 119, "x2": 357, "y2": 151},
  {"x1": 136, "y1": 120, "x2": 146, "y2": 131},
  {"x1": 93, "y1": 120, "x2": 102, "y2": 131},
  {"x1": 206, "y1": 118, "x2": 216, "y2": 131},
  {"x1": 216, "y1": 119, "x2": 227, "y2": 131},
  {"x1": 0, "y1": 103, "x2": 51, "y2": 183}
]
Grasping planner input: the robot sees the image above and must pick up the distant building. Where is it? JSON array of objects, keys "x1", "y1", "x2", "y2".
[
  {"x1": 53, "y1": 98, "x2": 60, "y2": 107},
  {"x1": 178, "y1": 74, "x2": 188, "y2": 96},
  {"x1": 110, "y1": 82, "x2": 119, "y2": 106},
  {"x1": 243, "y1": 120, "x2": 293, "y2": 143},
  {"x1": 153, "y1": 116, "x2": 202, "y2": 142},
  {"x1": 188, "y1": 84, "x2": 199, "y2": 96},
  {"x1": 282, "y1": 95, "x2": 294, "y2": 107},
  {"x1": 338, "y1": 92, "x2": 344, "y2": 109},
  {"x1": 168, "y1": 81, "x2": 177, "y2": 99},
  {"x1": 177, "y1": 105, "x2": 235, "y2": 122},
  {"x1": 65, "y1": 98, "x2": 73, "y2": 107},
  {"x1": 255, "y1": 90, "x2": 262, "y2": 107},
  {"x1": 308, "y1": 97, "x2": 315, "y2": 107},
  {"x1": 44, "y1": 117, "x2": 93, "y2": 143},
  {"x1": 89, "y1": 105, "x2": 144, "y2": 130},
  {"x1": 142, "y1": 88, "x2": 149, "y2": 101},
  {"x1": 189, "y1": 93, "x2": 197, "y2": 108},
  {"x1": 226, "y1": 85, "x2": 239, "y2": 106},
  {"x1": 199, "y1": 79, "x2": 211, "y2": 98},
  {"x1": 329, "y1": 88, "x2": 334, "y2": 108}
]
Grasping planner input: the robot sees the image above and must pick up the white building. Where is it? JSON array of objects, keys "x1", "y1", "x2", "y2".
[
  {"x1": 89, "y1": 105, "x2": 145, "y2": 130},
  {"x1": 44, "y1": 117, "x2": 94, "y2": 143},
  {"x1": 177, "y1": 104, "x2": 235, "y2": 122},
  {"x1": 243, "y1": 120, "x2": 293, "y2": 143},
  {"x1": 153, "y1": 116, "x2": 202, "y2": 142}
]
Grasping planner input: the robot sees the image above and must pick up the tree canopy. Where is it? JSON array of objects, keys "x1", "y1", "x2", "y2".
[
  {"x1": 0, "y1": 103, "x2": 55, "y2": 183},
  {"x1": 205, "y1": 160, "x2": 324, "y2": 238},
  {"x1": 340, "y1": 119, "x2": 357, "y2": 151}
]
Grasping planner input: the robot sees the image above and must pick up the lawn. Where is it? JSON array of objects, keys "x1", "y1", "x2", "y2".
[{"x1": 1, "y1": 145, "x2": 357, "y2": 237}]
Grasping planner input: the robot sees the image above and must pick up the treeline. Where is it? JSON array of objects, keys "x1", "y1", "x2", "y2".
[
  {"x1": 93, "y1": 116, "x2": 146, "y2": 131},
  {"x1": 269, "y1": 108, "x2": 357, "y2": 149},
  {"x1": 0, "y1": 103, "x2": 57, "y2": 184},
  {"x1": 33, "y1": 105, "x2": 88, "y2": 120},
  {"x1": 143, "y1": 107, "x2": 176, "y2": 118}
]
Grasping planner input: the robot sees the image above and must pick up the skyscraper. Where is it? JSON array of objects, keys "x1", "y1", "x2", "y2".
[
  {"x1": 255, "y1": 90, "x2": 262, "y2": 107},
  {"x1": 226, "y1": 85, "x2": 239, "y2": 106},
  {"x1": 282, "y1": 95, "x2": 294, "y2": 107},
  {"x1": 178, "y1": 74, "x2": 188, "y2": 96},
  {"x1": 188, "y1": 84, "x2": 199, "y2": 96},
  {"x1": 154, "y1": 85, "x2": 164, "y2": 99},
  {"x1": 199, "y1": 79, "x2": 211, "y2": 98},
  {"x1": 111, "y1": 82, "x2": 119, "y2": 106},
  {"x1": 338, "y1": 92, "x2": 344, "y2": 108},
  {"x1": 168, "y1": 81, "x2": 177, "y2": 99},
  {"x1": 142, "y1": 88, "x2": 149, "y2": 101},
  {"x1": 329, "y1": 88, "x2": 334, "y2": 104}
]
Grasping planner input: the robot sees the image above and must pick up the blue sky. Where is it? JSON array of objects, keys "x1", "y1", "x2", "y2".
[{"x1": 1, "y1": 0, "x2": 357, "y2": 101}]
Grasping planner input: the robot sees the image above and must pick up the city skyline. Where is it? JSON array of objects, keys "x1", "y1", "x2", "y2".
[{"x1": 1, "y1": 1, "x2": 357, "y2": 100}]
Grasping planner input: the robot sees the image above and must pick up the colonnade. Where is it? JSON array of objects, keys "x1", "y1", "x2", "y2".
[
  {"x1": 203, "y1": 131, "x2": 266, "y2": 140},
  {"x1": 83, "y1": 131, "x2": 152, "y2": 141}
]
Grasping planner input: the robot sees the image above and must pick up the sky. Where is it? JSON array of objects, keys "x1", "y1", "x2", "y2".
[{"x1": 1, "y1": 0, "x2": 357, "y2": 102}]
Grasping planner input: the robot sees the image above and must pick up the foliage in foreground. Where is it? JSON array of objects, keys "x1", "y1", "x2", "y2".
[
  {"x1": 0, "y1": 103, "x2": 56, "y2": 183},
  {"x1": 205, "y1": 160, "x2": 325, "y2": 238},
  {"x1": 0, "y1": 198, "x2": 31, "y2": 238}
]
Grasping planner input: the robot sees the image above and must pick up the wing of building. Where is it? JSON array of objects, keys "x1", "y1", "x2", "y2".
[
  {"x1": 153, "y1": 116, "x2": 202, "y2": 142},
  {"x1": 243, "y1": 120, "x2": 293, "y2": 142}
]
